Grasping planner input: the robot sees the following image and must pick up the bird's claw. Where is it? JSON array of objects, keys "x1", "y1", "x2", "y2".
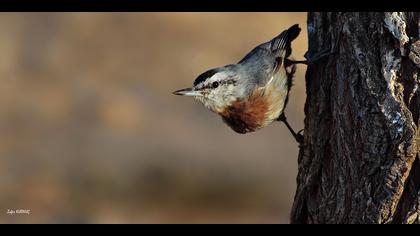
[{"x1": 295, "y1": 129, "x2": 304, "y2": 144}]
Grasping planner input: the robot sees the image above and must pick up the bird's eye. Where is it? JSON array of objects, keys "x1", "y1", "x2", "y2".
[{"x1": 212, "y1": 81, "x2": 219, "y2": 88}]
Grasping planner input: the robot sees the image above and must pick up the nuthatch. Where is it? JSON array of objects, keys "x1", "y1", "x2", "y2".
[{"x1": 174, "y1": 24, "x2": 305, "y2": 143}]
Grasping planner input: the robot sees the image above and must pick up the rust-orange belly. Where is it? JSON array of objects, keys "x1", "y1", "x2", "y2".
[{"x1": 219, "y1": 91, "x2": 271, "y2": 134}]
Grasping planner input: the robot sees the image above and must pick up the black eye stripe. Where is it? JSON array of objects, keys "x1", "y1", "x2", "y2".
[
  {"x1": 193, "y1": 69, "x2": 219, "y2": 86},
  {"x1": 196, "y1": 79, "x2": 237, "y2": 90}
]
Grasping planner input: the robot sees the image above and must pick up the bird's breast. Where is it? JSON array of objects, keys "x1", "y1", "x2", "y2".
[
  {"x1": 218, "y1": 89, "x2": 279, "y2": 134},
  {"x1": 218, "y1": 73, "x2": 289, "y2": 134}
]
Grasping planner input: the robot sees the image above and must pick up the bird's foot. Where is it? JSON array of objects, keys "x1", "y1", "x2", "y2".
[
  {"x1": 277, "y1": 113, "x2": 304, "y2": 145},
  {"x1": 304, "y1": 48, "x2": 336, "y2": 65},
  {"x1": 285, "y1": 58, "x2": 308, "y2": 66},
  {"x1": 284, "y1": 48, "x2": 335, "y2": 67},
  {"x1": 295, "y1": 129, "x2": 304, "y2": 144}
]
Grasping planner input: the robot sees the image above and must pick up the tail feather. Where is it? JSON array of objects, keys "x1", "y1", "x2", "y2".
[{"x1": 270, "y1": 24, "x2": 301, "y2": 56}]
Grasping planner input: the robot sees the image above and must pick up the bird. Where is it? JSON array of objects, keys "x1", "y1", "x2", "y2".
[{"x1": 173, "y1": 24, "x2": 305, "y2": 143}]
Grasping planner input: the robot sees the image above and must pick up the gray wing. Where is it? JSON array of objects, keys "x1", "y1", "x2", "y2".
[{"x1": 237, "y1": 24, "x2": 301, "y2": 87}]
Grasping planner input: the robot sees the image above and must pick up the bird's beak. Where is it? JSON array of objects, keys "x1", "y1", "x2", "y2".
[{"x1": 173, "y1": 88, "x2": 202, "y2": 97}]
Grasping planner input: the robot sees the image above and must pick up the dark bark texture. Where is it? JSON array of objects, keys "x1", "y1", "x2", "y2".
[{"x1": 291, "y1": 12, "x2": 420, "y2": 224}]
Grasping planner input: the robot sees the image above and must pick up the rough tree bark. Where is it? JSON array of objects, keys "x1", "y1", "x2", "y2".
[{"x1": 291, "y1": 12, "x2": 420, "y2": 224}]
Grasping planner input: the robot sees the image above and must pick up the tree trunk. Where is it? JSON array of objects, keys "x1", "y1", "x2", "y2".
[{"x1": 291, "y1": 12, "x2": 420, "y2": 224}]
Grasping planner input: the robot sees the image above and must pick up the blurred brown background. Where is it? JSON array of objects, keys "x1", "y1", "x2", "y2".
[{"x1": 0, "y1": 13, "x2": 307, "y2": 223}]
